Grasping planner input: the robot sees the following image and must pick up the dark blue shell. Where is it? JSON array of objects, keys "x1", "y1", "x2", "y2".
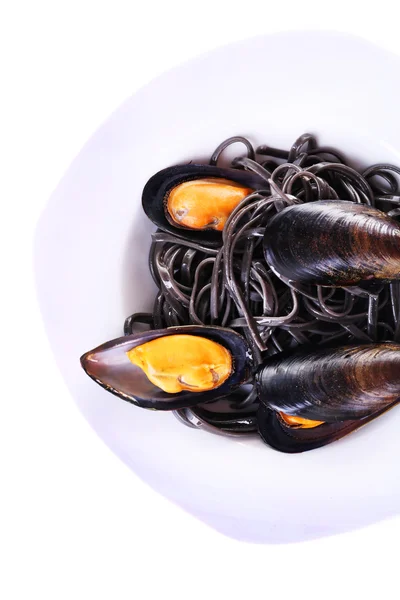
[
  {"x1": 256, "y1": 343, "x2": 400, "y2": 422},
  {"x1": 263, "y1": 200, "x2": 400, "y2": 286}
]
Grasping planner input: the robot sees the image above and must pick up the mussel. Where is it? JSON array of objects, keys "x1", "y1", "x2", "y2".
[
  {"x1": 142, "y1": 164, "x2": 266, "y2": 248},
  {"x1": 263, "y1": 200, "x2": 400, "y2": 286},
  {"x1": 257, "y1": 402, "x2": 398, "y2": 453},
  {"x1": 80, "y1": 325, "x2": 252, "y2": 410},
  {"x1": 256, "y1": 341, "x2": 400, "y2": 421}
]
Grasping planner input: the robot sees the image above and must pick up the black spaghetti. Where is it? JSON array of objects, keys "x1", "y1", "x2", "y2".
[
  {"x1": 80, "y1": 133, "x2": 400, "y2": 452},
  {"x1": 120, "y1": 134, "x2": 400, "y2": 440}
]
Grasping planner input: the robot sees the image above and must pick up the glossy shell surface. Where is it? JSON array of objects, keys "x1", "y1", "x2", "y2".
[
  {"x1": 256, "y1": 343, "x2": 400, "y2": 422},
  {"x1": 263, "y1": 200, "x2": 400, "y2": 286}
]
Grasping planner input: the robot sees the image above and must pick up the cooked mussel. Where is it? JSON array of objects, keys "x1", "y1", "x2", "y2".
[
  {"x1": 142, "y1": 164, "x2": 266, "y2": 248},
  {"x1": 263, "y1": 200, "x2": 400, "y2": 286},
  {"x1": 256, "y1": 343, "x2": 400, "y2": 422},
  {"x1": 80, "y1": 325, "x2": 252, "y2": 410},
  {"x1": 257, "y1": 402, "x2": 398, "y2": 453}
]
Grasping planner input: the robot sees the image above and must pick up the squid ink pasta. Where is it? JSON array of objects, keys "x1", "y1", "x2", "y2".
[{"x1": 81, "y1": 134, "x2": 400, "y2": 453}]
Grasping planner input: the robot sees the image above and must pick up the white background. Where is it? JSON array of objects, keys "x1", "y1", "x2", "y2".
[{"x1": 1, "y1": 2, "x2": 400, "y2": 599}]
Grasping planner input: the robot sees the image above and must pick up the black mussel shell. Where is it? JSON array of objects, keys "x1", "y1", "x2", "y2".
[
  {"x1": 256, "y1": 343, "x2": 400, "y2": 422},
  {"x1": 257, "y1": 402, "x2": 399, "y2": 453},
  {"x1": 80, "y1": 325, "x2": 252, "y2": 410},
  {"x1": 142, "y1": 164, "x2": 267, "y2": 248},
  {"x1": 263, "y1": 200, "x2": 400, "y2": 286}
]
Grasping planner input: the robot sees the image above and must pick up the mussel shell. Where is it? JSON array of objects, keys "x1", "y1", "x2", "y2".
[
  {"x1": 80, "y1": 325, "x2": 252, "y2": 410},
  {"x1": 257, "y1": 402, "x2": 399, "y2": 453},
  {"x1": 256, "y1": 343, "x2": 400, "y2": 422},
  {"x1": 142, "y1": 164, "x2": 266, "y2": 248},
  {"x1": 263, "y1": 200, "x2": 400, "y2": 286}
]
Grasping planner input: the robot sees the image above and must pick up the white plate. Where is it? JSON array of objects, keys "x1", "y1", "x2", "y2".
[{"x1": 35, "y1": 30, "x2": 400, "y2": 543}]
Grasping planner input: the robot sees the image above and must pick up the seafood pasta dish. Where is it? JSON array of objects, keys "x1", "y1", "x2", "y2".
[{"x1": 81, "y1": 134, "x2": 400, "y2": 453}]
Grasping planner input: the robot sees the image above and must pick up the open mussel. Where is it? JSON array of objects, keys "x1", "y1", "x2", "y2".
[
  {"x1": 80, "y1": 325, "x2": 252, "y2": 410},
  {"x1": 256, "y1": 343, "x2": 400, "y2": 422},
  {"x1": 142, "y1": 164, "x2": 266, "y2": 248},
  {"x1": 263, "y1": 200, "x2": 400, "y2": 286}
]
